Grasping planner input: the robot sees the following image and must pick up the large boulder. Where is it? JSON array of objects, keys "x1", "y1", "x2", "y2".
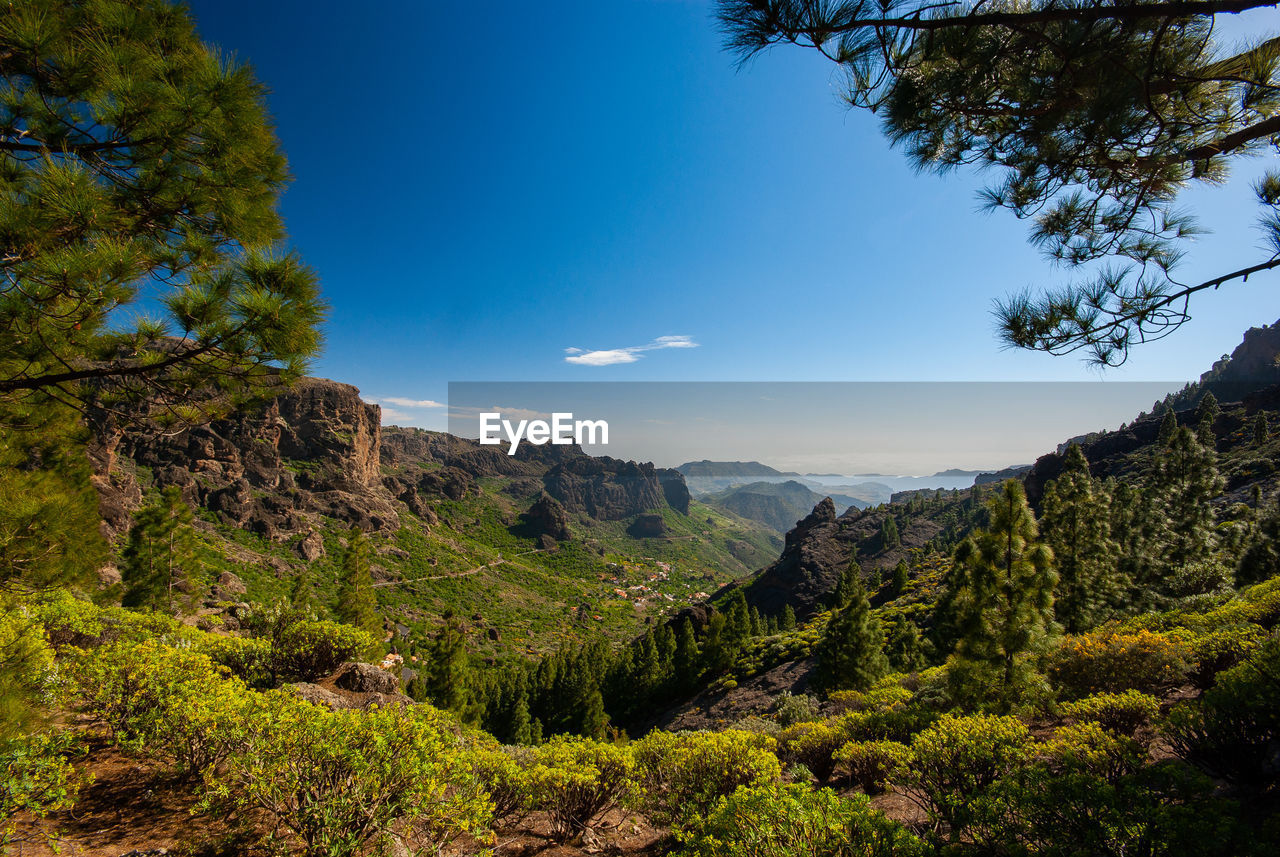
[{"x1": 333, "y1": 661, "x2": 400, "y2": 695}]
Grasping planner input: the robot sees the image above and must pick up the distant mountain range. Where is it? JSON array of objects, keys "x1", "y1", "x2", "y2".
[
  {"x1": 676, "y1": 460, "x2": 1024, "y2": 506},
  {"x1": 701, "y1": 480, "x2": 868, "y2": 534}
]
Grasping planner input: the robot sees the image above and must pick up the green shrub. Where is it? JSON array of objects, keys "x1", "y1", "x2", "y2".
[
  {"x1": 521, "y1": 736, "x2": 635, "y2": 842},
  {"x1": 69, "y1": 641, "x2": 249, "y2": 775},
  {"x1": 272, "y1": 620, "x2": 374, "y2": 682},
  {"x1": 70, "y1": 641, "x2": 222, "y2": 746},
  {"x1": 0, "y1": 606, "x2": 55, "y2": 736},
  {"x1": 675, "y1": 783, "x2": 929, "y2": 857},
  {"x1": 1048, "y1": 630, "x2": 1190, "y2": 698},
  {"x1": 466, "y1": 740, "x2": 529, "y2": 821},
  {"x1": 204, "y1": 692, "x2": 490, "y2": 857},
  {"x1": 831, "y1": 740, "x2": 909, "y2": 794},
  {"x1": 1060, "y1": 690, "x2": 1161, "y2": 736},
  {"x1": 1, "y1": 731, "x2": 89, "y2": 850},
  {"x1": 1040, "y1": 722, "x2": 1145, "y2": 783},
  {"x1": 827, "y1": 679, "x2": 913, "y2": 715},
  {"x1": 632, "y1": 729, "x2": 780, "y2": 825},
  {"x1": 1004, "y1": 760, "x2": 1254, "y2": 857},
  {"x1": 776, "y1": 719, "x2": 849, "y2": 784},
  {"x1": 35, "y1": 593, "x2": 183, "y2": 650},
  {"x1": 774, "y1": 691, "x2": 819, "y2": 726},
  {"x1": 1165, "y1": 638, "x2": 1280, "y2": 793},
  {"x1": 196, "y1": 634, "x2": 275, "y2": 688},
  {"x1": 1181, "y1": 624, "x2": 1266, "y2": 690},
  {"x1": 904, "y1": 713, "x2": 1033, "y2": 842}
]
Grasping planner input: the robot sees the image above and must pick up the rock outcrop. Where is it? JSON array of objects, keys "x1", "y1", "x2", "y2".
[
  {"x1": 524, "y1": 493, "x2": 572, "y2": 541},
  {"x1": 543, "y1": 457, "x2": 670, "y2": 521},
  {"x1": 94, "y1": 378, "x2": 398, "y2": 539},
  {"x1": 333, "y1": 662, "x2": 400, "y2": 695}
]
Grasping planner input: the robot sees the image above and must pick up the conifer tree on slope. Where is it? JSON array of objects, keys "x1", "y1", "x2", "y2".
[
  {"x1": 813, "y1": 560, "x2": 888, "y2": 693},
  {"x1": 1148, "y1": 426, "x2": 1226, "y2": 594},
  {"x1": 948, "y1": 480, "x2": 1058, "y2": 705},
  {"x1": 1039, "y1": 445, "x2": 1122, "y2": 632},
  {"x1": 121, "y1": 486, "x2": 199, "y2": 613},
  {"x1": 335, "y1": 528, "x2": 380, "y2": 641}
]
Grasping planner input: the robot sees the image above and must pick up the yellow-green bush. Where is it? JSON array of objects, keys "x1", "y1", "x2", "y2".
[
  {"x1": 1, "y1": 731, "x2": 89, "y2": 850},
  {"x1": 675, "y1": 783, "x2": 929, "y2": 857},
  {"x1": 204, "y1": 692, "x2": 490, "y2": 857},
  {"x1": 1180, "y1": 624, "x2": 1267, "y2": 689},
  {"x1": 632, "y1": 729, "x2": 780, "y2": 825},
  {"x1": 1059, "y1": 690, "x2": 1160, "y2": 736},
  {"x1": 0, "y1": 606, "x2": 55, "y2": 736},
  {"x1": 35, "y1": 592, "x2": 183, "y2": 650},
  {"x1": 68, "y1": 640, "x2": 248, "y2": 774},
  {"x1": 776, "y1": 718, "x2": 850, "y2": 784},
  {"x1": 831, "y1": 740, "x2": 909, "y2": 794},
  {"x1": 1165, "y1": 637, "x2": 1280, "y2": 794},
  {"x1": 271, "y1": 619, "x2": 374, "y2": 681},
  {"x1": 904, "y1": 713, "x2": 1033, "y2": 841},
  {"x1": 520, "y1": 735, "x2": 635, "y2": 842},
  {"x1": 1048, "y1": 629, "x2": 1190, "y2": 698},
  {"x1": 195, "y1": 634, "x2": 274, "y2": 688},
  {"x1": 1040, "y1": 722, "x2": 1145, "y2": 783},
  {"x1": 466, "y1": 740, "x2": 529, "y2": 821},
  {"x1": 826, "y1": 678, "x2": 913, "y2": 714}
]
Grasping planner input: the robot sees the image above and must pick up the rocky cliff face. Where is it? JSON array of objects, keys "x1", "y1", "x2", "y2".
[
  {"x1": 94, "y1": 380, "x2": 694, "y2": 545},
  {"x1": 542, "y1": 456, "x2": 684, "y2": 522},
  {"x1": 94, "y1": 378, "x2": 399, "y2": 539}
]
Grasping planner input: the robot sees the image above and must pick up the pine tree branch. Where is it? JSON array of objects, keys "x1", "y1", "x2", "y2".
[
  {"x1": 1174, "y1": 114, "x2": 1280, "y2": 162},
  {"x1": 727, "y1": 0, "x2": 1279, "y2": 47}
]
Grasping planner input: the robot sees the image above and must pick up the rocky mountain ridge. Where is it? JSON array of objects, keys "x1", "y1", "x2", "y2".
[{"x1": 91, "y1": 378, "x2": 693, "y2": 546}]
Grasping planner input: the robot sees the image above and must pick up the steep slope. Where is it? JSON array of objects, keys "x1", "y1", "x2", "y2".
[{"x1": 89, "y1": 379, "x2": 779, "y2": 652}]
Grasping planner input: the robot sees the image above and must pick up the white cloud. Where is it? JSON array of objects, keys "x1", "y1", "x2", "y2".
[
  {"x1": 564, "y1": 334, "x2": 699, "y2": 366},
  {"x1": 376, "y1": 396, "x2": 446, "y2": 409},
  {"x1": 380, "y1": 406, "x2": 411, "y2": 424}
]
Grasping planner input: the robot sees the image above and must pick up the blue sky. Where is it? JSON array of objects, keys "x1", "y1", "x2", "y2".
[{"x1": 186, "y1": 1, "x2": 1280, "y2": 432}]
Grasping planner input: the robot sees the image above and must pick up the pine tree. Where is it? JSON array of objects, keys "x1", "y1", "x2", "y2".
[
  {"x1": 724, "y1": 590, "x2": 751, "y2": 646},
  {"x1": 419, "y1": 614, "x2": 473, "y2": 718},
  {"x1": 948, "y1": 480, "x2": 1058, "y2": 706},
  {"x1": 1150, "y1": 427, "x2": 1224, "y2": 574},
  {"x1": 1039, "y1": 445, "x2": 1121, "y2": 632},
  {"x1": 0, "y1": 0, "x2": 324, "y2": 417},
  {"x1": 831, "y1": 559, "x2": 863, "y2": 609},
  {"x1": 0, "y1": 396, "x2": 107, "y2": 595},
  {"x1": 780, "y1": 604, "x2": 797, "y2": 631},
  {"x1": 1195, "y1": 392, "x2": 1220, "y2": 445},
  {"x1": 122, "y1": 487, "x2": 199, "y2": 613},
  {"x1": 1255, "y1": 413, "x2": 1269, "y2": 446},
  {"x1": 289, "y1": 566, "x2": 312, "y2": 609},
  {"x1": 1239, "y1": 499, "x2": 1280, "y2": 585},
  {"x1": 674, "y1": 618, "x2": 701, "y2": 693},
  {"x1": 880, "y1": 516, "x2": 900, "y2": 550},
  {"x1": 1158, "y1": 409, "x2": 1178, "y2": 446},
  {"x1": 509, "y1": 681, "x2": 534, "y2": 745},
  {"x1": 701, "y1": 612, "x2": 731, "y2": 675},
  {"x1": 891, "y1": 559, "x2": 910, "y2": 597},
  {"x1": 717, "y1": 2, "x2": 1280, "y2": 365},
  {"x1": 335, "y1": 528, "x2": 380, "y2": 640},
  {"x1": 578, "y1": 686, "x2": 609, "y2": 739},
  {"x1": 886, "y1": 616, "x2": 926, "y2": 673},
  {"x1": 813, "y1": 564, "x2": 888, "y2": 693}
]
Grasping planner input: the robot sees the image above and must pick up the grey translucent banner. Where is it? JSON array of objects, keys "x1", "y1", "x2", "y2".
[{"x1": 445, "y1": 382, "x2": 1194, "y2": 481}]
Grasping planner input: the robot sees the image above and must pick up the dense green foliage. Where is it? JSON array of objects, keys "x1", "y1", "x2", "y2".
[{"x1": 0, "y1": 0, "x2": 324, "y2": 416}]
